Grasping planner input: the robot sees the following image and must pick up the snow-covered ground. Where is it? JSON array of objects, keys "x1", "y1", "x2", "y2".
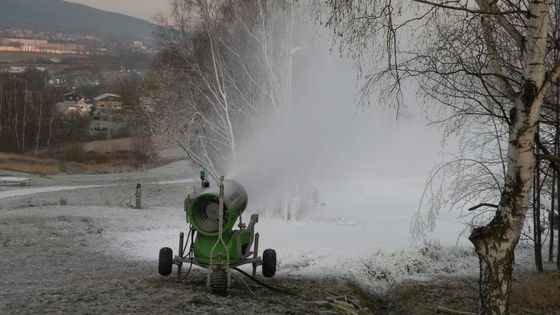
[{"x1": 0, "y1": 157, "x2": 484, "y2": 294}]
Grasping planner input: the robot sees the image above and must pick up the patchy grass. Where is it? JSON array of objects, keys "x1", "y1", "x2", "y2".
[
  {"x1": 0, "y1": 152, "x2": 60, "y2": 175},
  {"x1": 511, "y1": 270, "x2": 560, "y2": 314},
  {"x1": 356, "y1": 271, "x2": 560, "y2": 314},
  {"x1": 0, "y1": 151, "x2": 176, "y2": 175}
]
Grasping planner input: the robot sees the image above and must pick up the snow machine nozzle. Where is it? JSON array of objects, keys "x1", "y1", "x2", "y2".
[{"x1": 200, "y1": 170, "x2": 210, "y2": 188}]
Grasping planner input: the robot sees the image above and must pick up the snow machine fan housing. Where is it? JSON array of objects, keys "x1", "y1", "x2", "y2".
[
  {"x1": 188, "y1": 179, "x2": 248, "y2": 236},
  {"x1": 158, "y1": 173, "x2": 277, "y2": 297}
]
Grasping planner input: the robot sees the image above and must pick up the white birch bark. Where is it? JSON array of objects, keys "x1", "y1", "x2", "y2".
[{"x1": 469, "y1": 1, "x2": 553, "y2": 314}]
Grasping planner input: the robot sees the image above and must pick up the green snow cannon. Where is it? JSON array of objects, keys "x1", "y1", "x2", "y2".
[{"x1": 158, "y1": 173, "x2": 277, "y2": 296}]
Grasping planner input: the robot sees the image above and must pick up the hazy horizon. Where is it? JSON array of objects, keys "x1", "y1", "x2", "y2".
[{"x1": 65, "y1": 0, "x2": 169, "y2": 22}]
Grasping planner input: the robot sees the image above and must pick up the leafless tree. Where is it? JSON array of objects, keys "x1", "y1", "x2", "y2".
[
  {"x1": 321, "y1": 1, "x2": 560, "y2": 314},
  {"x1": 0, "y1": 71, "x2": 55, "y2": 153},
  {"x1": 147, "y1": 0, "x2": 299, "y2": 180}
]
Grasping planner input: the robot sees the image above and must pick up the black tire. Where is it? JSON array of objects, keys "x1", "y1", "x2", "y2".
[
  {"x1": 262, "y1": 248, "x2": 276, "y2": 278},
  {"x1": 158, "y1": 247, "x2": 173, "y2": 276},
  {"x1": 210, "y1": 266, "x2": 228, "y2": 296}
]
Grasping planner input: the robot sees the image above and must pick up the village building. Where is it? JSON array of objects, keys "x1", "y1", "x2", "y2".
[
  {"x1": 94, "y1": 93, "x2": 122, "y2": 111},
  {"x1": 1, "y1": 66, "x2": 48, "y2": 74},
  {"x1": 0, "y1": 38, "x2": 88, "y2": 55},
  {"x1": 55, "y1": 90, "x2": 93, "y2": 120},
  {"x1": 55, "y1": 98, "x2": 93, "y2": 119},
  {"x1": 64, "y1": 90, "x2": 89, "y2": 102}
]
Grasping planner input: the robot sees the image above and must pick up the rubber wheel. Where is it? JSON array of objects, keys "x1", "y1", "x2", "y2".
[
  {"x1": 210, "y1": 266, "x2": 228, "y2": 296},
  {"x1": 158, "y1": 247, "x2": 173, "y2": 276},
  {"x1": 262, "y1": 248, "x2": 276, "y2": 278}
]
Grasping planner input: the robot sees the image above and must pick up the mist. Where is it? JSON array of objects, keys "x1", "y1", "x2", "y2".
[{"x1": 226, "y1": 25, "x2": 456, "y2": 222}]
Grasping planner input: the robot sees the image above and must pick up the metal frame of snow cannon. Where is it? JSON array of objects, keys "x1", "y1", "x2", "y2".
[{"x1": 158, "y1": 171, "x2": 276, "y2": 296}]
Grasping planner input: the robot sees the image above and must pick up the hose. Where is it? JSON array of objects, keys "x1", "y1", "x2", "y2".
[
  {"x1": 232, "y1": 267, "x2": 296, "y2": 296},
  {"x1": 231, "y1": 275, "x2": 257, "y2": 298},
  {"x1": 179, "y1": 227, "x2": 293, "y2": 296},
  {"x1": 181, "y1": 227, "x2": 195, "y2": 280}
]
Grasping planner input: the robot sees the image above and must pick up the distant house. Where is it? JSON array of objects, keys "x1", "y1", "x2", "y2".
[
  {"x1": 4, "y1": 66, "x2": 49, "y2": 75},
  {"x1": 75, "y1": 99, "x2": 93, "y2": 113},
  {"x1": 94, "y1": 93, "x2": 123, "y2": 111},
  {"x1": 8, "y1": 66, "x2": 26, "y2": 74},
  {"x1": 64, "y1": 90, "x2": 90, "y2": 102},
  {"x1": 54, "y1": 98, "x2": 93, "y2": 119},
  {"x1": 55, "y1": 101, "x2": 74, "y2": 114}
]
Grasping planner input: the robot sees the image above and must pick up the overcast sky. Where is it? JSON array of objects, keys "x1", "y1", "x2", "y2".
[{"x1": 65, "y1": 0, "x2": 170, "y2": 22}]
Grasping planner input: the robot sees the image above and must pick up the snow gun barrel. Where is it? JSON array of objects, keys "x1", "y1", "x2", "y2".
[{"x1": 187, "y1": 179, "x2": 248, "y2": 236}]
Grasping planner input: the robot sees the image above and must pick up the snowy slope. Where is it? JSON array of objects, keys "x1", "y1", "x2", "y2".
[{"x1": 0, "y1": 161, "x2": 479, "y2": 293}]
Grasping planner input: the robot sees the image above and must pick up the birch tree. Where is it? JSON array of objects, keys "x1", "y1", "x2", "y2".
[
  {"x1": 147, "y1": 0, "x2": 298, "y2": 180},
  {"x1": 321, "y1": 1, "x2": 560, "y2": 314},
  {"x1": 0, "y1": 71, "x2": 54, "y2": 152}
]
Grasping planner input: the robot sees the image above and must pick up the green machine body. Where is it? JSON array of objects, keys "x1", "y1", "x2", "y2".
[{"x1": 187, "y1": 179, "x2": 253, "y2": 264}]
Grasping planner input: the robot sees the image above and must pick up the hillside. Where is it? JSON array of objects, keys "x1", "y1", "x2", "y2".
[{"x1": 0, "y1": 0, "x2": 156, "y2": 41}]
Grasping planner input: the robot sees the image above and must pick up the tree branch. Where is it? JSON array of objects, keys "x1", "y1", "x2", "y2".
[
  {"x1": 477, "y1": 2, "x2": 518, "y2": 102},
  {"x1": 468, "y1": 203, "x2": 499, "y2": 211},
  {"x1": 413, "y1": 0, "x2": 527, "y2": 15},
  {"x1": 537, "y1": 62, "x2": 560, "y2": 101}
]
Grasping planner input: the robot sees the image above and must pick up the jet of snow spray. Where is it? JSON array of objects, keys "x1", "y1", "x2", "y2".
[{"x1": 226, "y1": 8, "x2": 449, "y2": 222}]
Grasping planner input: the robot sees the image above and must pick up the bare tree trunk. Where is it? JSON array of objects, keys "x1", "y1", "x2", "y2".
[
  {"x1": 13, "y1": 85, "x2": 20, "y2": 152},
  {"x1": 14, "y1": 113, "x2": 20, "y2": 152},
  {"x1": 47, "y1": 101, "x2": 54, "y2": 149},
  {"x1": 548, "y1": 1, "x2": 560, "y2": 269},
  {"x1": 470, "y1": 82, "x2": 545, "y2": 313},
  {"x1": 470, "y1": 237, "x2": 515, "y2": 314},
  {"x1": 558, "y1": 169, "x2": 560, "y2": 270},
  {"x1": 35, "y1": 94, "x2": 43, "y2": 153},
  {"x1": 558, "y1": 82, "x2": 560, "y2": 270},
  {"x1": 550, "y1": 166, "x2": 555, "y2": 263},
  {"x1": 469, "y1": 123, "x2": 535, "y2": 314},
  {"x1": 21, "y1": 89, "x2": 27, "y2": 153},
  {"x1": 533, "y1": 151, "x2": 543, "y2": 272},
  {"x1": 551, "y1": 85, "x2": 559, "y2": 263},
  {"x1": 0, "y1": 82, "x2": 3, "y2": 133}
]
